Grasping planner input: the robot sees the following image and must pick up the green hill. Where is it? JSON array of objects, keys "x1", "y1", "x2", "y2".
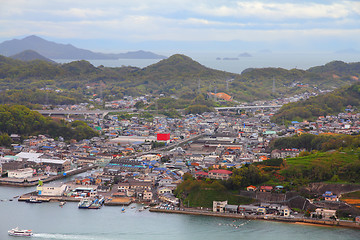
[
  {"x1": 10, "y1": 50, "x2": 55, "y2": 63},
  {"x1": 0, "y1": 104, "x2": 98, "y2": 141},
  {"x1": 272, "y1": 83, "x2": 360, "y2": 123},
  {"x1": 1, "y1": 54, "x2": 360, "y2": 105}
]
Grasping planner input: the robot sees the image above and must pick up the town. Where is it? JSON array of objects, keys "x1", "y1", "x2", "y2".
[{"x1": 0, "y1": 94, "x2": 360, "y2": 229}]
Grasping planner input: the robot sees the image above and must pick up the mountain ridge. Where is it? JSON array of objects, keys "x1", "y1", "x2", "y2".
[{"x1": 0, "y1": 35, "x2": 167, "y2": 60}]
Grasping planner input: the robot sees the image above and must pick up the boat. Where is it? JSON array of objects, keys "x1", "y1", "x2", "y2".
[
  {"x1": 121, "y1": 207, "x2": 126, "y2": 213},
  {"x1": 78, "y1": 197, "x2": 105, "y2": 209},
  {"x1": 78, "y1": 198, "x2": 92, "y2": 209},
  {"x1": 26, "y1": 197, "x2": 42, "y2": 203},
  {"x1": 8, "y1": 227, "x2": 33, "y2": 237},
  {"x1": 59, "y1": 201, "x2": 66, "y2": 207}
]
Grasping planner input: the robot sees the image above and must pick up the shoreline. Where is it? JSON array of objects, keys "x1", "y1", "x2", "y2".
[{"x1": 149, "y1": 208, "x2": 360, "y2": 230}]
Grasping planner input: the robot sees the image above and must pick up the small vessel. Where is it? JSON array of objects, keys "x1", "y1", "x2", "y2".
[
  {"x1": 78, "y1": 197, "x2": 105, "y2": 209},
  {"x1": 8, "y1": 227, "x2": 33, "y2": 237},
  {"x1": 78, "y1": 198, "x2": 92, "y2": 209},
  {"x1": 121, "y1": 207, "x2": 125, "y2": 213},
  {"x1": 26, "y1": 197, "x2": 42, "y2": 203},
  {"x1": 59, "y1": 201, "x2": 66, "y2": 207},
  {"x1": 138, "y1": 206, "x2": 145, "y2": 212}
]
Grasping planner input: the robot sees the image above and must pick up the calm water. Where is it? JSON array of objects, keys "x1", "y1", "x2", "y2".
[
  {"x1": 0, "y1": 183, "x2": 359, "y2": 240},
  {"x1": 54, "y1": 52, "x2": 360, "y2": 74}
]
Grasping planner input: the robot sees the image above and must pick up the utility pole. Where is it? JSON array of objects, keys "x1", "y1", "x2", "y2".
[
  {"x1": 272, "y1": 78, "x2": 276, "y2": 94},
  {"x1": 198, "y1": 79, "x2": 201, "y2": 94}
]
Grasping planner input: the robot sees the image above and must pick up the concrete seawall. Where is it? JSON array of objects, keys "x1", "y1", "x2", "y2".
[{"x1": 150, "y1": 208, "x2": 360, "y2": 230}]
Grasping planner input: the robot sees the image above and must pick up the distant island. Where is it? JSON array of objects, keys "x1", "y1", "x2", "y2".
[
  {"x1": 223, "y1": 57, "x2": 239, "y2": 60},
  {"x1": 238, "y1": 52, "x2": 252, "y2": 57},
  {"x1": 10, "y1": 50, "x2": 55, "y2": 63},
  {"x1": 0, "y1": 35, "x2": 167, "y2": 60}
]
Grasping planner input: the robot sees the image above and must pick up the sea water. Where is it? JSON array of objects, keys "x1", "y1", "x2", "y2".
[
  {"x1": 54, "y1": 52, "x2": 360, "y2": 74},
  {"x1": 0, "y1": 184, "x2": 359, "y2": 240}
]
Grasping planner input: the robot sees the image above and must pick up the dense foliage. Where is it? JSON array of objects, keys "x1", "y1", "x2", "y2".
[
  {"x1": 0, "y1": 104, "x2": 98, "y2": 142},
  {"x1": 272, "y1": 83, "x2": 360, "y2": 123},
  {"x1": 174, "y1": 173, "x2": 254, "y2": 208},
  {"x1": 281, "y1": 151, "x2": 360, "y2": 184},
  {"x1": 1, "y1": 55, "x2": 359, "y2": 106},
  {"x1": 270, "y1": 133, "x2": 360, "y2": 152}
]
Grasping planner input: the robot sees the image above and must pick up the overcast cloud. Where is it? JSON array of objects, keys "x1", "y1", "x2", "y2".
[{"x1": 0, "y1": 0, "x2": 359, "y2": 52}]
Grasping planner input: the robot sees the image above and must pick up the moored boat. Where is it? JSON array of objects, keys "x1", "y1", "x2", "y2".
[
  {"x1": 8, "y1": 227, "x2": 33, "y2": 237},
  {"x1": 26, "y1": 197, "x2": 42, "y2": 203},
  {"x1": 78, "y1": 198, "x2": 92, "y2": 208}
]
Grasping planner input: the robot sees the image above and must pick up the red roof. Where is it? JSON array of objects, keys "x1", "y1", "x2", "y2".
[
  {"x1": 195, "y1": 171, "x2": 208, "y2": 176},
  {"x1": 209, "y1": 169, "x2": 232, "y2": 175}
]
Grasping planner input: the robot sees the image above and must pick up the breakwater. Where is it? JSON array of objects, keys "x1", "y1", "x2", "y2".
[{"x1": 150, "y1": 208, "x2": 360, "y2": 230}]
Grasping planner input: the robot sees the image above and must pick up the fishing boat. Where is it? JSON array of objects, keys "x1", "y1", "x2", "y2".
[
  {"x1": 26, "y1": 197, "x2": 42, "y2": 203},
  {"x1": 78, "y1": 198, "x2": 92, "y2": 209},
  {"x1": 8, "y1": 227, "x2": 33, "y2": 237}
]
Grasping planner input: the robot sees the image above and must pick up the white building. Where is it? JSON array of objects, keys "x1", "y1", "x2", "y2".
[
  {"x1": 213, "y1": 200, "x2": 228, "y2": 212},
  {"x1": 8, "y1": 168, "x2": 33, "y2": 179},
  {"x1": 37, "y1": 183, "x2": 68, "y2": 196}
]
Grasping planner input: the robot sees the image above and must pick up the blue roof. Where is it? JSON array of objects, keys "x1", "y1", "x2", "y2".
[{"x1": 154, "y1": 168, "x2": 167, "y2": 171}]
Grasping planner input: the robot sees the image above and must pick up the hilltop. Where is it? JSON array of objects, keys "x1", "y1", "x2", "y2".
[
  {"x1": 0, "y1": 35, "x2": 166, "y2": 60},
  {"x1": 0, "y1": 53, "x2": 360, "y2": 106},
  {"x1": 271, "y1": 83, "x2": 360, "y2": 123},
  {"x1": 10, "y1": 50, "x2": 55, "y2": 63}
]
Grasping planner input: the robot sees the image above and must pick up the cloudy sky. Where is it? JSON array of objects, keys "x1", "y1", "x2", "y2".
[{"x1": 0, "y1": 0, "x2": 359, "y2": 53}]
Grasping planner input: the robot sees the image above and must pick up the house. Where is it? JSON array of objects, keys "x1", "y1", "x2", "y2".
[
  {"x1": 118, "y1": 182, "x2": 130, "y2": 192},
  {"x1": 313, "y1": 208, "x2": 337, "y2": 220},
  {"x1": 280, "y1": 206, "x2": 291, "y2": 217},
  {"x1": 259, "y1": 186, "x2": 273, "y2": 192},
  {"x1": 158, "y1": 187, "x2": 173, "y2": 194},
  {"x1": 213, "y1": 200, "x2": 227, "y2": 212},
  {"x1": 323, "y1": 191, "x2": 339, "y2": 201},
  {"x1": 158, "y1": 193, "x2": 179, "y2": 205},
  {"x1": 246, "y1": 185, "x2": 257, "y2": 191},
  {"x1": 208, "y1": 169, "x2": 232, "y2": 180},
  {"x1": 195, "y1": 171, "x2": 208, "y2": 179},
  {"x1": 158, "y1": 177, "x2": 173, "y2": 186},
  {"x1": 143, "y1": 190, "x2": 153, "y2": 201}
]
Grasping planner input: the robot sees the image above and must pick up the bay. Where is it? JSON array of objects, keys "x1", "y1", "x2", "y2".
[
  {"x1": 54, "y1": 52, "x2": 360, "y2": 74},
  {"x1": 0, "y1": 184, "x2": 359, "y2": 240}
]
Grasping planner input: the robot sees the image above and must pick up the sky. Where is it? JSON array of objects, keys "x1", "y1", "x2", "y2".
[{"x1": 0, "y1": 0, "x2": 360, "y2": 53}]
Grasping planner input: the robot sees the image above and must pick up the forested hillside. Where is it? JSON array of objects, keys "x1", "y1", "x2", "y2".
[
  {"x1": 0, "y1": 105, "x2": 98, "y2": 142},
  {"x1": 272, "y1": 83, "x2": 360, "y2": 123},
  {"x1": 1, "y1": 54, "x2": 359, "y2": 106}
]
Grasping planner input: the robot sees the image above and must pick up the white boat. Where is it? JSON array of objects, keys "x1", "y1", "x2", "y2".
[
  {"x1": 59, "y1": 201, "x2": 66, "y2": 207},
  {"x1": 8, "y1": 227, "x2": 33, "y2": 237}
]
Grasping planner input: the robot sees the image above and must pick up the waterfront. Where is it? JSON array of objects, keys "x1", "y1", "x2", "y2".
[{"x1": 1, "y1": 186, "x2": 359, "y2": 240}]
